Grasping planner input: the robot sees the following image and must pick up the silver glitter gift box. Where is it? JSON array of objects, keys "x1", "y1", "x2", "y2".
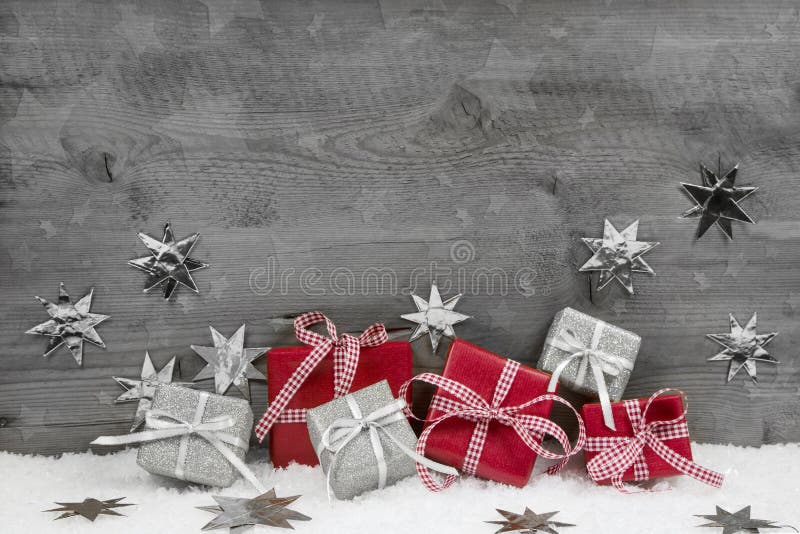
[
  {"x1": 306, "y1": 380, "x2": 417, "y2": 500},
  {"x1": 537, "y1": 307, "x2": 641, "y2": 401},
  {"x1": 137, "y1": 385, "x2": 253, "y2": 487}
]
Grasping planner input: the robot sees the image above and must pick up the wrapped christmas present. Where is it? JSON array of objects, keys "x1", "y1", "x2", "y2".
[
  {"x1": 400, "y1": 339, "x2": 585, "y2": 490},
  {"x1": 307, "y1": 380, "x2": 456, "y2": 500},
  {"x1": 538, "y1": 307, "x2": 640, "y2": 429},
  {"x1": 255, "y1": 311, "x2": 412, "y2": 468},
  {"x1": 583, "y1": 389, "x2": 724, "y2": 493}
]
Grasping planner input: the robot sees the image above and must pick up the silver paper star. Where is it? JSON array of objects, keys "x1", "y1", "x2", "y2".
[
  {"x1": 707, "y1": 313, "x2": 778, "y2": 383},
  {"x1": 198, "y1": 489, "x2": 311, "y2": 533},
  {"x1": 112, "y1": 352, "x2": 193, "y2": 431},
  {"x1": 129, "y1": 222, "x2": 208, "y2": 299},
  {"x1": 681, "y1": 164, "x2": 758, "y2": 240},
  {"x1": 401, "y1": 281, "x2": 471, "y2": 353},
  {"x1": 487, "y1": 507, "x2": 575, "y2": 534},
  {"x1": 44, "y1": 497, "x2": 134, "y2": 521},
  {"x1": 579, "y1": 219, "x2": 659, "y2": 295},
  {"x1": 191, "y1": 324, "x2": 268, "y2": 399},
  {"x1": 696, "y1": 505, "x2": 793, "y2": 534},
  {"x1": 26, "y1": 283, "x2": 109, "y2": 366}
]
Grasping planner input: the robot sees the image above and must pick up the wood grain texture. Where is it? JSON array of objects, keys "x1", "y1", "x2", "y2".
[{"x1": 2, "y1": 0, "x2": 800, "y2": 454}]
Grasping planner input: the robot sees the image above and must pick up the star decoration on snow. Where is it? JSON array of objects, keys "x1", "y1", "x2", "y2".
[
  {"x1": 129, "y1": 222, "x2": 209, "y2": 300},
  {"x1": 44, "y1": 497, "x2": 134, "y2": 521},
  {"x1": 696, "y1": 505, "x2": 795, "y2": 534},
  {"x1": 401, "y1": 281, "x2": 471, "y2": 353},
  {"x1": 579, "y1": 219, "x2": 659, "y2": 294},
  {"x1": 681, "y1": 163, "x2": 758, "y2": 239},
  {"x1": 486, "y1": 507, "x2": 575, "y2": 534},
  {"x1": 198, "y1": 489, "x2": 311, "y2": 532},
  {"x1": 707, "y1": 313, "x2": 778, "y2": 383},
  {"x1": 26, "y1": 283, "x2": 110, "y2": 366},
  {"x1": 191, "y1": 324, "x2": 268, "y2": 399},
  {"x1": 112, "y1": 352, "x2": 193, "y2": 431}
]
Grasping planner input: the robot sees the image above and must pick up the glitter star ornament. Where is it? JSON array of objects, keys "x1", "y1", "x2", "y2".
[
  {"x1": 129, "y1": 222, "x2": 208, "y2": 299},
  {"x1": 707, "y1": 313, "x2": 778, "y2": 383},
  {"x1": 579, "y1": 219, "x2": 659, "y2": 295},
  {"x1": 191, "y1": 324, "x2": 268, "y2": 399},
  {"x1": 486, "y1": 507, "x2": 575, "y2": 534},
  {"x1": 113, "y1": 352, "x2": 193, "y2": 431},
  {"x1": 681, "y1": 163, "x2": 757, "y2": 239},
  {"x1": 401, "y1": 281, "x2": 470, "y2": 353},
  {"x1": 26, "y1": 282, "x2": 109, "y2": 366},
  {"x1": 44, "y1": 497, "x2": 134, "y2": 521},
  {"x1": 198, "y1": 489, "x2": 311, "y2": 532},
  {"x1": 696, "y1": 505, "x2": 795, "y2": 534}
]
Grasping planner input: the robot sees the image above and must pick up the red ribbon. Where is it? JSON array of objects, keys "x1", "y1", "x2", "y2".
[
  {"x1": 399, "y1": 360, "x2": 586, "y2": 492},
  {"x1": 585, "y1": 388, "x2": 724, "y2": 493},
  {"x1": 254, "y1": 312, "x2": 388, "y2": 442}
]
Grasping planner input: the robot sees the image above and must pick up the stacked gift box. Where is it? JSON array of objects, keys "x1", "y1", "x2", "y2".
[{"x1": 90, "y1": 308, "x2": 723, "y2": 498}]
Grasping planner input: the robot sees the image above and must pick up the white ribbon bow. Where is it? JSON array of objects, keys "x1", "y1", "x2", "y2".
[
  {"x1": 317, "y1": 396, "x2": 457, "y2": 501},
  {"x1": 91, "y1": 409, "x2": 264, "y2": 493},
  {"x1": 546, "y1": 323, "x2": 634, "y2": 430}
]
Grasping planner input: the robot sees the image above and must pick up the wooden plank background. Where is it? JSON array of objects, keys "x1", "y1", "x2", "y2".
[{"x1": 2, "y1": 0, "x2": 800, "y2": 455}]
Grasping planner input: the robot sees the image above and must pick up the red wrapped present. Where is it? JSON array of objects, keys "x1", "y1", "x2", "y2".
[
  {"x1": 400, "y1": 339, "x2": 585, "y2": 490},
  {"x1": 254, "y1": 312, "x2": 412, "y2": 468},
  {"x1": 583, "y1": 389, "x2": 724, "y2": 492}
]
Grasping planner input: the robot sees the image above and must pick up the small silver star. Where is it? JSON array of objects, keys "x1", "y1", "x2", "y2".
[
  {"x1": 113, "y1": 352, "x2": 193, "y2": 431},
  {"x1": 579, "y1": 219, "x2": 659, "y2": 294},
  {"x1": 487, "y1": 507, "x2": 575, "y2": 534},
  {"x1": 707, "y1": 313, "x2": 778, "y2": 383},
  {"x1": 681, "y1": 164, "x2": 758, "y2": 240},
  {"x1": 696, "y1": 505, "x2": 792, "y2": 534},
  {"x1": 198, "y1": 489, "x2": 311, "y2": 532},
  {"x1": 401, "y1": 281, "x2": 470, "y2": 353},
  {"x1": 26, "y1": 283, "x2": 109, "y2": 366},
  {"x1": 44, "y1": 497, "x2": 134, "y2": 522},
  {"x1": 191, "y1": 324, "x2": 267, "y2": 399},
  {"x1": 129, "y1": 222, "x2": 208, "y2": 300}
]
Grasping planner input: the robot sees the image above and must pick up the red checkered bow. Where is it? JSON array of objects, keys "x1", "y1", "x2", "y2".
[
  {"x1": 585, "y1": 388, "x2": 724, "y2": 493},
  {"x1": 398, "y1": 360, "x2": 586, "y2": 492},
  {"x1": 254, "y1": 312, "x2": 388, "y2": 442}
]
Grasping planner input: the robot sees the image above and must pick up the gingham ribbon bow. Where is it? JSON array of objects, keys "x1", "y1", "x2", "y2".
[
  {"x1": 317, "y1": 396, "x2": 458, "y2": 501},
  {"x1": 585, "y1": 388, "x2": 724, "y2": 493},
  {"x1": 547, "y1": 324, "x2": 634, "y2": 431},
  {"x1": 254, "y1": 312, "x2": 388, "y2": 442},
  {"x1": 91, "y1": 409, "x2": 265, "y2": 493},
  {"x1": 399, "y1": 360, "x2": 586, "y2": 492}
]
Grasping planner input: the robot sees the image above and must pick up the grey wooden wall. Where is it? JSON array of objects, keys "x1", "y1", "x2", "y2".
[{"x1": 2, "y1": 0, "x2": 799, "y2": 455}]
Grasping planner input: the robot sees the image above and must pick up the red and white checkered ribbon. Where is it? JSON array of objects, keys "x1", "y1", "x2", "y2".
[
  {"x1": 398, "y1": 360, "x2": 586, "y2": 492},
  {"x1": 585, "y1": 388, "x2": 724, "y2": 493},
  {"x1": 254, "y1": 312, "x2": 388, "y2": 442}
]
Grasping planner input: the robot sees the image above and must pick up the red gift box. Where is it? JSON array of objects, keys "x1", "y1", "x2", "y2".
[
  {"x1": 421, "y1": 339, "x2": 557, "y2": 487},
  {"x1": 582, "y1": 393, "x2": 692, "y2": 483},
  {"x1": 266, "y1": 340, "x2": 412, "y2": 468}
]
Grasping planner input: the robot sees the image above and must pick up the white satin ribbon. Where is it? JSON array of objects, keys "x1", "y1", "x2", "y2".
[
  {"x1": 91, "y1": 397, "x2": 264, "y2": 493},
  {"x1": 546, "y1": 322, "x2": 634, "y2": 430},
  {"x1": 316, "y1": 396, "x2": 457, "y2": 501}
]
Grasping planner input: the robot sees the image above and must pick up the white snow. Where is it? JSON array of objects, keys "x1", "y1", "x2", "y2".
[{"x1": 0, "y1": 443, "x2": 798, "y2": 533}]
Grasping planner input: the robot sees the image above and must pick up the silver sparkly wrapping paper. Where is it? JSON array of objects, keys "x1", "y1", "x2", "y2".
[
  {"x1": 537, "y1": 307, "x2": 640, "y2": 401},
  {"x1": 306, "y1": 380, "x2": 417, "y2": 500},
  {"x1": 137, "y1": 385, "x2": 253, "y2": 487}
]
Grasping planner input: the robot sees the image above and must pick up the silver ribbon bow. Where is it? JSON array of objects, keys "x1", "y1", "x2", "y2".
[
  {"x1": 91, "y1": 408, "x2": 264, "y2": 493},
  {"x1": 546, "y1": 322, "x2": 634, "y2": 430},
  {"x1": 317, "y1": 396, "x2": 457, "y2": 501}
]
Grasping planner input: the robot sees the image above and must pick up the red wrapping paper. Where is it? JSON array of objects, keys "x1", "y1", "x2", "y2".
[
  {"x1": 421, "y1": 339, "x2": 556, "y2": 487},
  {"x1": 266, "y1": 341, "x2": 412, "y2": 468},
  {"x1": 582, "y1": 394, "x2": 693, "y2": 483}
]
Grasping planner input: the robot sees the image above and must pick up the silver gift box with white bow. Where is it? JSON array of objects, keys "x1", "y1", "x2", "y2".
[
  {"x1": 306, "y1": 380, "x2": 418, "y2": 500},
  {"x1": 136, "y1": 385, "x2": 253, "y2": 487},
  {"x1": 537, "y1": 307, "x2": 641, "y2": 401}
]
